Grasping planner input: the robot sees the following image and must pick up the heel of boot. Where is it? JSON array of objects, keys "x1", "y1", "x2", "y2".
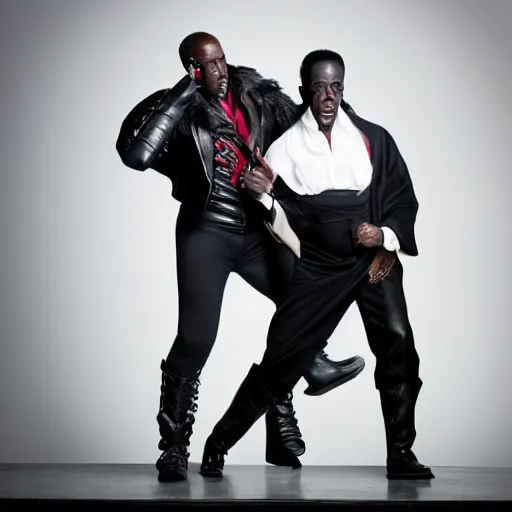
[
  {"x1": 265, "y1": 401, "x2": 305, "y2": 468},
  {"x1": 265, "y1": 441, "x2": 302, "y2": 469},
  {"x1": 200, "y1": 437, "x2": 225, "y2": 479}
]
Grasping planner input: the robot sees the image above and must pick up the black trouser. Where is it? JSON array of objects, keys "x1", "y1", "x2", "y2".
[
  {"x1": 257, "y1": 258, "x2": 421, "y2": 398},
  {"x1": 166, "y1": 212, "x2": 295, "y2": 377}
]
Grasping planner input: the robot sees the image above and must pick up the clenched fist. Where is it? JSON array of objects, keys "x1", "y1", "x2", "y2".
[
  {"x1": 353, "y1": 222, "x2": 384, "y2": 248},
  {"x1": 240, "y1": 147, "x2": 276, "y2": 197}
]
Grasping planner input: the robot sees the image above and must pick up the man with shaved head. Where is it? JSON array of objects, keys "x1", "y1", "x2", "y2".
[
  {"x1": 177, "y1": 32, "x2": 229, "y2": 99},
  {"x1": 199, "y1": 49, "x2": 433, "y2": 481},
  {"x1": 116, "y1": 32, "x2": 365, "y2": 482}
]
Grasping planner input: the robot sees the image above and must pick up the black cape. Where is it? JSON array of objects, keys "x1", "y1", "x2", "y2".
[{"x1": 270, "y1": 112, "x2": 420, "y2": 258}]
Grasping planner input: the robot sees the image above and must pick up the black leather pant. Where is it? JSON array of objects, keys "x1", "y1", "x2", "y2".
[
  {"x1": 165, "y1": 211, "x2": 295, "y2": 377},
  {"x1": 257, "y1": 258, "x2": 421, "y2": 398}
]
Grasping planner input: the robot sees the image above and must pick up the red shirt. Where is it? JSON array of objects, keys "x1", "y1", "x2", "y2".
[{"x1": 218, "y1": 91, "x2": 251, "y2": 185}]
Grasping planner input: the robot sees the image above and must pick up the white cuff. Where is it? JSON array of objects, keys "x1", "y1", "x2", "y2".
[
  {"x1": 258, "y1": 193, "x2": 274, "y2": 210},
  {"x1": 381, "y1": 226, "x2": 400, "y2": 252},
  {"x1": 262, "y1": 199, "x2": 301, "y2": 258}
]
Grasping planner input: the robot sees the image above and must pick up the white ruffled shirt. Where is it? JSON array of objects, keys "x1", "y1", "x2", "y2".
[{"x1": 258, "y1": 106, "x2": 400, "y2": 256}]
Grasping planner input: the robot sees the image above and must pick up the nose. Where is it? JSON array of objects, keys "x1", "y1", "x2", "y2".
[
  {"x1": 213, "y1": 60, "x2": 227, "y2": 78},
  {"x1": 324, "y1": 85, "x2": 336, "y2": 100}
]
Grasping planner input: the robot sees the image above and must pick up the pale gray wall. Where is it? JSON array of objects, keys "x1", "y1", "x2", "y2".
[{"x1": 0, "y1": 0, "x2": 510, "y2": 467}]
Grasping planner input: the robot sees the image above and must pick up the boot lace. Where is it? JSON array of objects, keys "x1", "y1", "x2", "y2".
[{"x1": 157, "y1": 445, "x2": 189, "y2": 471}]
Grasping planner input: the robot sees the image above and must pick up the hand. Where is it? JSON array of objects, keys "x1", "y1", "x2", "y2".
[
  {"x1": 353, "y1": 222, "x2": 383, "y2": 248},
  {"x1": 368, "y1": 248, "x2": 396, "y2": 284},
  {"x1": 241, "y1": 166, "x2": 273, "y2": 197},
  {"x1": 240, "y1": 147, "x2": 276, "y2": 197},
  {"x1": 187, "y1": 58, "x2": 204, "y2": 85},
  {"x1": 253, "y1": 147, "x2": 277, "y2": 184}
]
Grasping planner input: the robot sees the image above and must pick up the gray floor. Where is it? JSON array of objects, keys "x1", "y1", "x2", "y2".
[{"x1": 0, "y1": 463, "x2": 511, "y2": 503}]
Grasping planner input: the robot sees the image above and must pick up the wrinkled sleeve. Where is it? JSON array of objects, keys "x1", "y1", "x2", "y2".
[
  {"x1": 379, "y1": 130, "x2": 419, "y2": 256},
  {"x1": 116, "y1": 75, "x2": 197, "y2": 171}
]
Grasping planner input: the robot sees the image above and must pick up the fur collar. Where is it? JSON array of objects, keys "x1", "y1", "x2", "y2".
[{"x1": 176, "y1": 65, "x2": 299, "y2": 143}]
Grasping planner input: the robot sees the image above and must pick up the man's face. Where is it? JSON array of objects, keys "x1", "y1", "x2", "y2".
[
  {"x1": 308, "y1": 60, "x2": 345, "y2": 132},
  {"x1": 193, "y1": 39, "x2": 228, "y2": 99}
]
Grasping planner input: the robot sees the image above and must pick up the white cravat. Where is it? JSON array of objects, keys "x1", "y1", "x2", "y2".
[
  {"x1": 271, "y1": 106, "x2": 373, "y2": 194},
  {"x1": 259, "y1": 107, "x2": 400, "y2": 254}
]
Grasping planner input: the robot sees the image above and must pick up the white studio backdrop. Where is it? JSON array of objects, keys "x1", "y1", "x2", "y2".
[{"x1": 0, "y1": 0, "x2": 510, "y2": 468}]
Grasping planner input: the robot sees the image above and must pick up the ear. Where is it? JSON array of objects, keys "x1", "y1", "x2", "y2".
[{"x1": 299, "y1": 86, "x2": 314, "y2": 108}]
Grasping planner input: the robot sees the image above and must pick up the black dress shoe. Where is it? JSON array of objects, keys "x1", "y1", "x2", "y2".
[
  {"x1": 303, "y1": 351, "x2": 365, "y2": 396},
  {"x1": 387, "y1": 449, "x2": 435, "y2": 480}
]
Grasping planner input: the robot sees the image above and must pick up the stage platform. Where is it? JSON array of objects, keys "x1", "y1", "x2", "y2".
[{"x1": 0, "y1": 463, "x2": 510, "y2": 510}]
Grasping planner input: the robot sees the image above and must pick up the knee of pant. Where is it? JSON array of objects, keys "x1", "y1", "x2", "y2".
[
  {"x1": 374, "y1": 372, "x2": 421, "y2": 391},
  {"x1": 167, "y1": 334, "x2": 215, "y2": 368},
  {"x1": 258, "y1": 366, "x2": 294, "y2": 401},
  {"x1": 385, "y1": 320, "x2": 418, "y2": 362},
  {"x1": 176, "y1": 331, "x2": 215, "y2": 352},
  {"x1": 373, "y1": 330, "x2": 420, "y2": 388},
  {"x1": 386, "y1": 316, "x2": 412, "y2": 345}
]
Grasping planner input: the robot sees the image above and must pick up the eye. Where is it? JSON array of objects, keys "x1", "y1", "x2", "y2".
[
  {"x1": 311, "y1": 82, "x2": 343, "y2": 94},
  {"x1": 206, "y1": 56, "x2": 225, "y2": 70}
]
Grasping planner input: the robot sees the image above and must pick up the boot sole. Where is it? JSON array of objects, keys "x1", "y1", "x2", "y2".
[
  {"x1": 157, "y1": 471, "x2": 187, "y2": 482},
  {"x1": 304, "y1": 363, "x2": 365, "y2": 396},
  {"x1": 387, "y1": 470, "x2": 435, "y2": 480},
  {"x1": 199, "y1": 469, "x2": 223, "y2": 479},
  {"x1": 266, "y1": 453, "x2": 302, "y2": 469}
]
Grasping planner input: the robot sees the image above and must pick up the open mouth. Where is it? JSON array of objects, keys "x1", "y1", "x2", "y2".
[{"x1": 320, "y1": 104, "x2": 335, "y2": 116}]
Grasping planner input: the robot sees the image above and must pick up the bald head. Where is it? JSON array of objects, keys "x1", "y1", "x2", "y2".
[
  {"x1": 178, "y1": 32, "x2": 217, "y2": 67},
  {"x1": 178, "y1": 32, "x2": 228, "y2": 99}
]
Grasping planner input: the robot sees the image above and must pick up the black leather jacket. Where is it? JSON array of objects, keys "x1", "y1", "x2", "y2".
[{"x1": 115, "y1": 65, "x2": 300, "y2": 211}]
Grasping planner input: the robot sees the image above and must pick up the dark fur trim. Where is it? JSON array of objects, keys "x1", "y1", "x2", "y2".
[{"x1": 175, "y1": 65, "x2": 300, "y2": 143}]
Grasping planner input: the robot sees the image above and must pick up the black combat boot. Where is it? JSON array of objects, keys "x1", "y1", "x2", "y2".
[
  {"x1": 265, "y1": 351, "x2": 365, "y2": 467},
  {"x1": 379, "y1": 380, "x2": 434, "y2": 480},
  {"x1": 155, "y1": 360, "x2": 200, "y2": 482},
  {"x1": 265, "y1": 392, "x2": 305, "y2": 468},
  {"x1": 303, "y1": 351, "x2": 366, "y2": 396},
  {"x1": 200, "y1": 364, "x2": 277, "y2": 479}
]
